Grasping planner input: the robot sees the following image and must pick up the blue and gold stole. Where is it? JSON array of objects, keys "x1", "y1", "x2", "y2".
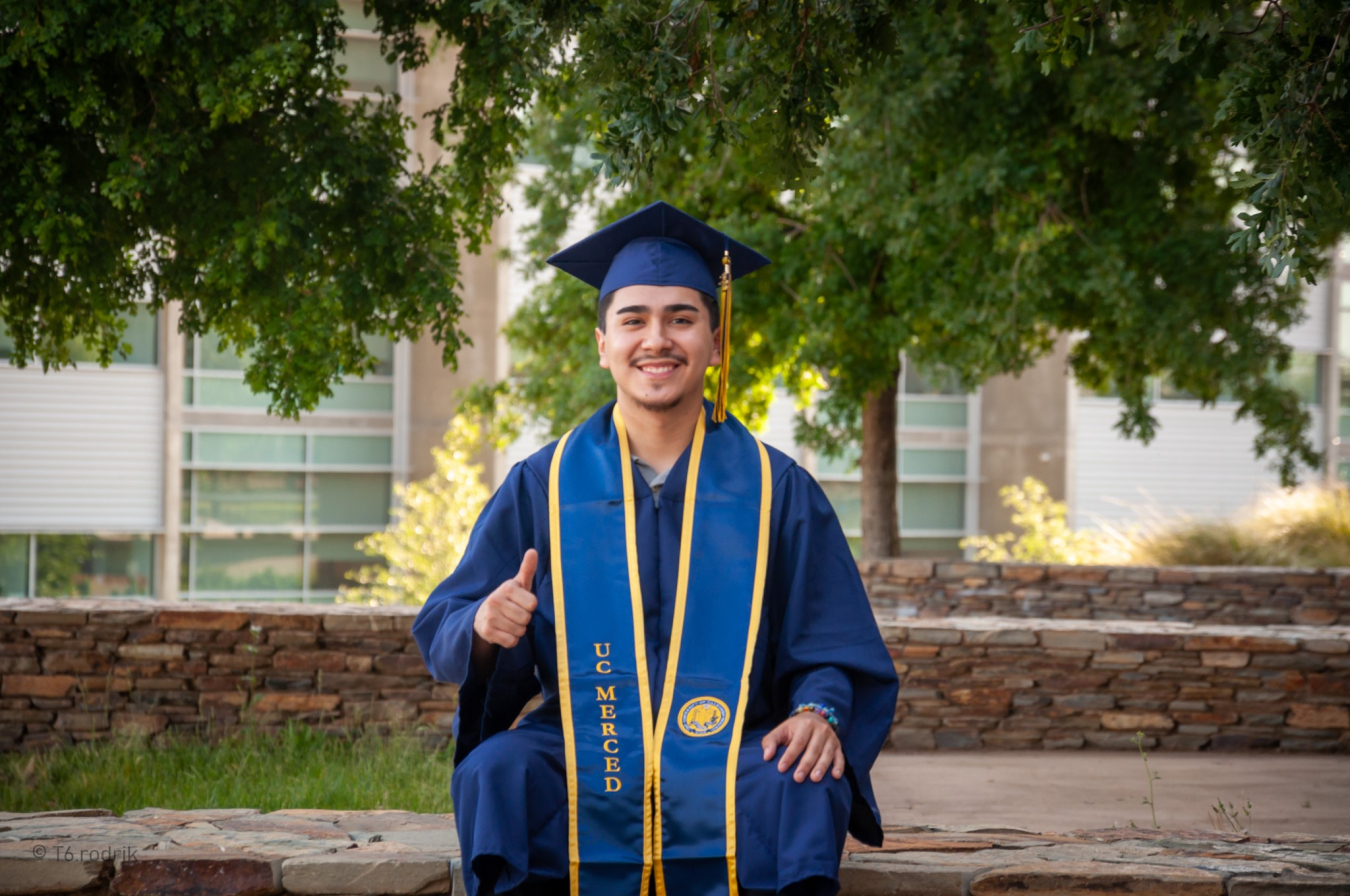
[{"x1": 548, "y1": 403, "x2": 771, "y2": 896}]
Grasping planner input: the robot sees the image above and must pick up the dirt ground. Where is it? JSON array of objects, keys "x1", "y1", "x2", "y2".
[{"x1": 869, "y1": 751, "x2": 1350, "y2": 836}]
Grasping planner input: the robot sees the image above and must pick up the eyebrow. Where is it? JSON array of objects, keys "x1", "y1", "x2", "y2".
[{"x1": 614, "y1": 303, "x2": 702, "y2": 316}]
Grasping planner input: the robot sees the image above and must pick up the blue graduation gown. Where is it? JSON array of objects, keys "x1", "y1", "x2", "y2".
[{"x1": 412, "y1": 404, "x2": 899, "y2": 896}]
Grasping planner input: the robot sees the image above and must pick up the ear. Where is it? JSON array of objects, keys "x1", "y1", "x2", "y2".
[
  {"x1": 595, "y1": 327, "x2": 610, "y2": 370},
  {"x1": 709, "y1": 327, "x2": 722, "y2": 368}
]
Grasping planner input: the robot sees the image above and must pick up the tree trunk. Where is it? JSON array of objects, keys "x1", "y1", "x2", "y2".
[{"x1": 860, "y1": 368, "x2": 901, "y2": 559}]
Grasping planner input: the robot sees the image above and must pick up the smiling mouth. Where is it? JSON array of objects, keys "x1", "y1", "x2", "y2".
[{"x1": 633, "y1": 358, "x2": 683, "y2": 377}]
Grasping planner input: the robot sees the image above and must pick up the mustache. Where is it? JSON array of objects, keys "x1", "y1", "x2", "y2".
[{"x1": 629, "y1": 353, "x2": 686, "y2": 367}]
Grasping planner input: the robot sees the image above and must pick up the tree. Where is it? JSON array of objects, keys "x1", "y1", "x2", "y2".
[
  {"x1": 482, "y1": 0, "x2": 1316, "y2": 559},
  {"x1": 342, "y1": 416, "x2": 491, "y2": 605},
  {"x1": 2, "y1": 0, "x2": 897, "y2": 414},
  {"x1": 1006, "y1": 0, "x2": 1350, "y2": 282},
  {"x1": 8, "y1": 0, "x2": 1340, "y2": 419}
]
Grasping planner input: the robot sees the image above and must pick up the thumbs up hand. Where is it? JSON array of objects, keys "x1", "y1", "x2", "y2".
[{"x1": 473, "y1": 549, "x2": 539, "y2": 649}]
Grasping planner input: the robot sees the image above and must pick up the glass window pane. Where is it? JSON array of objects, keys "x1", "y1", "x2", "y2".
[
  {"x1": 195, "y1": 432, "x2": 305, "y2": 465},
  {"x1": 313, "y1": 435, "x2": 393, "y2": 466},
  {"x1": 317, "y1": 381, "x2": 394, "y2": 412},
  {"x1": 2, "y1": 312, "x2": 155, "y2": 365},
  {"x1": 183, "y1": 335, "x2": 195, "y2": 369},
  {"x1": 179, "y1": 535, "x2": 190, "y2": 592},
  {"x1": 338, "y1": 0, "x2": 380, "y2": 31},
  {"x1": 0, "y1": 535, "x2": 29, "y2": 597},
  {"x1": 65, "y1": 309, "x2": 157, "y2": 366},
  {"x1": 1279, "y1": 352, "x2": 1320, "y2": 405},
  {"x1": 181, "y1": 470, "x2": 192, "y2": 525},
  {"x1": 35, "y1": 535, "x2": 153, "y2": 597},
  {"x1": 191, "y1": 534, "x2": 302, "y2": 592},
  {"x1": 1341, "y1": 309, "x2": 1350, "y2": 357},
  {"x1": 903, "y1": 361, "x2": 963, "y2": 395},
  {"x1": 814, "y1": 443, "x2": 859, "y2": 476},
  {"x1": 183, "y1": 375, "x2": 194, "y2": 406},
  {"x1": 119, "y1": 309, "x2": 157, "y2": 364},
  {"x1": 310, "y1": 534, "x2": 370, "y2": 591},
  {"x1": 899, "y1": 537, "x2": 963, "y2": 558},
  {"x1": 199, "y1": 337, "x2": 252, "y2": 371},
  {"x1": 901, "y1": 448, "x2": 966, "y2": 477},
  {"x1": 900, "y1": 483, "x2": 965, "y2": 531},
  {"x1": 196, "y1": 377, "x2": 273, "y2": 409},
  {"x1": 339, "y1": 36, "x2": 398, "y2": 94},
  {"x1": 818, "y1": 480, "x2": 861, "y2": 534},
  {"x1": 182, "y1": 432, "x2": 193, "y2": 462},
  {"x1": 902, "y1": 400, "x2": 968, "y2": 428},
  {"x1": 310, "y1": 473, "x2": 391, "y2": 526},
  {"x1": 1158, "y1": 372, "x2": 1199, "y2": 400},
  {"x1": 364, "y1": 334, "x2": 394, "y2": 377},
  {"x1": 1340, "y1": 461, "x2": 1350, "y2": 484},
  {"x1": 195, "y1": 471, "x2": 305, "y2": 526}
]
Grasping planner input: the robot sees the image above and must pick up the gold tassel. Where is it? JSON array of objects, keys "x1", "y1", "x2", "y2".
[{"x1": 713, "y1": 249, "x2": 732, "y2": 423}]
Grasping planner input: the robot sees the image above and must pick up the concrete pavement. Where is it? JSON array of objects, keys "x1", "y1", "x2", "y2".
[{"x1": 871, "y1": 750, "x2": 1350, "y2": 836}]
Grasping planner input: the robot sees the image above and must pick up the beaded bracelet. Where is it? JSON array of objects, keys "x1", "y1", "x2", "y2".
[{"x1": 789, "y1": 702, "x2": 839, "y2": 731}]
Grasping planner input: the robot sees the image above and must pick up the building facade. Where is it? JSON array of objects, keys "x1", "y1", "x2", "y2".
[{"x1": 3, "y1": 4, "x2": 1347, "y2": 596}]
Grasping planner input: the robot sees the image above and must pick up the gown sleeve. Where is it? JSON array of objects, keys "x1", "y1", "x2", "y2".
[
  {"x1": 411, "y1": 460, "x2": 545, "y2": 763},
  {"x1": 767, "y1": 463, "x2": 900, "y2": 845}
]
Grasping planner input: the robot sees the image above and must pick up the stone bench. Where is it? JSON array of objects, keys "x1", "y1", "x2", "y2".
[{"x1": 1, "y1": 807, "x2": 1347, "y2": 895}]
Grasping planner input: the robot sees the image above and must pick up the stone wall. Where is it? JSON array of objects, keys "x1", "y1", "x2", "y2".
[
  {"x1": 882, "y1": 618, "x2": 1350, "y2": 752},
  {"x1": 859, "y1": 560, "x2": 1350, "y2": 626},
  {"x1": 1, "y1": 599, "x2": 1346, "y2": 753},
  {"x1": 0, "y1": 600, "x2": 434, "y2": 752}
]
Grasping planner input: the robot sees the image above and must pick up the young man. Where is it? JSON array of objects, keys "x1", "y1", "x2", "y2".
[{"x1": 412, "y1": 201, "x2": 899, "y2": 896}]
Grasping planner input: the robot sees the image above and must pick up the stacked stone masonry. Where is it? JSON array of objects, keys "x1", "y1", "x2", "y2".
[
  {"x1": 880, "y1": 618, "x2": 1350, "y2": 753},
  {"x1": 0, "y1": 600, "x2": 435, "y2": 753},
  {"x1": 1, "y1": 598, "x2": 1346, "y2": 753},
  {"x1": 1, "y1": 808, "x2": 1348, "y2": 896},
  {"x1": 859, "y1": 560, "x2": 1350, "y2": 625}
]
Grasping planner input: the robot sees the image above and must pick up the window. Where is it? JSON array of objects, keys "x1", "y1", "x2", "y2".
[
  {"x1": 0, "y1": 534, "x2": 28, "y2": 598},
  {"x1": 1083, "y1": 353, "x2": 1322, "y2": 406},
  {"x1": 0, "y1": 534, "x2": 155, "y2": 598},
  {"x1": 901, "y1": 359, "x2": 968, "y2": 429},
  {"x1": 813, "y1": 354, "x2": 975, "y2": 558},
  {"x1": 180, "y1": 430, "x2": 393, "y2": 601},
  {"x1": 1, "y1": 308, "x2": 157, "y2": 366},
  {"x1": 337, "y1": 0, "x2": 398, "y2": 95},
  {"x1": 181, "y1": 333, "x2": 394, "y2": 413},
  {"x1": 193, "y1": 534, "x2": 304, "y2": 593}
]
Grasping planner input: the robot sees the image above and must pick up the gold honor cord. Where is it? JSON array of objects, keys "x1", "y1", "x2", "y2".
[
  {"x1": 713, "y1": 250, "x2": 732, "y2": 424},
  {"x1": 547, "y1": 430, "x2": 581, "y2": 896},
  {"x1": 652, "y1": 410, "x2": 708, "y2": 896},
  {"x1": 723, "y1": 438, "x2": 772, "y2": 894},
  {"x1": 612, "y1": 407, "x2": 657, "y2": 895}
]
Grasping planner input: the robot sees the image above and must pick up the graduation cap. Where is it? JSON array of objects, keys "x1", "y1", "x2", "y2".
[{"x1": 546, "y1": 200, "x2": 771, "y2": 423}]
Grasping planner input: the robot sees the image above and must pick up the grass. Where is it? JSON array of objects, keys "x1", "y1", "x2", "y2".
[
  {"x1": 1114, "y1": 484, "x2": 1350, "y2": 568},
  {"x1": 969, "y1": 477, "x2": 1350, "y2": 568},
  {"x1": 0, "y1": 722, "x2": 455, "y2": 815}
]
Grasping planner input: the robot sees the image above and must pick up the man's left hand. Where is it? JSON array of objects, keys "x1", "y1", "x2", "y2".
[{"x1": 761, "y1": 712, "x2": 845, "y2": 783}]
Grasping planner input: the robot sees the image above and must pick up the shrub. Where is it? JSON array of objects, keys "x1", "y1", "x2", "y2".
[
  {"x1": 966, "y1": 477, "x2": 1350, "y2": 568},
  {"x1": 960, "y1": 477, "x2": 1113, "y2": 564},
  {"x1": 341, "y1": 415, "x2": 491, "y2": 606}
]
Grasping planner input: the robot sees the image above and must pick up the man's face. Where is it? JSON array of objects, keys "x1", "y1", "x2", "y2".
[{"x1": 595, "y1": 284, "x2": 721, "y2": 414}]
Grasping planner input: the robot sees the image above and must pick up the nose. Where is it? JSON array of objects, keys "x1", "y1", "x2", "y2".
[{"x1": 640, "y1": 320, "x2": 674, "y2": 351}]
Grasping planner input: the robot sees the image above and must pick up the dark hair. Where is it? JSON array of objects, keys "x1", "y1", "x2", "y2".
[{"x1": 597, "y1": 289, "x2": 719, "y2": 333}]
